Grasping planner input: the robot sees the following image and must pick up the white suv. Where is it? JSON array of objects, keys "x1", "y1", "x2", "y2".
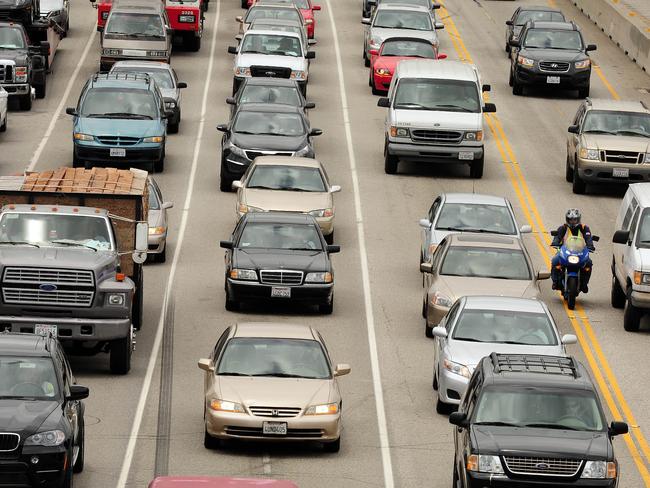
[{"x1": 377, "y1": 59, "x2": 495, "y2": 178}]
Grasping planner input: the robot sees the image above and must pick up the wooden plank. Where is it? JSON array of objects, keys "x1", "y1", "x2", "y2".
[
  {"x1": 61, "y1": 168, "x2": 76, "y2": 193},
  {"x1": 44, "y1": 167, "x2": 66, "y2": 192}
]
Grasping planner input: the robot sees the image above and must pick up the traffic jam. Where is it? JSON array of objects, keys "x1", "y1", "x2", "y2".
[{"x1": 0, "y1": 0, "x2": 650, "y2": 486}]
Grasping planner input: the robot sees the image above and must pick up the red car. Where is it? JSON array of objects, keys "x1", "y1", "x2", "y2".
[
  {"x1": 247, "y1": 0, "x2": 320, "y2": 39},
  {"x1": 369, "y1": 37, "x2": 446, "y2": 95},
  {"x1": 149, "y1": 477, "x2": 299, "y2": 488}
]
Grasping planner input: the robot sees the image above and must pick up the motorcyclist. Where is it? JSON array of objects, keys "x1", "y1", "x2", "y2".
[{"x1": 551, "y1": 208, "x2": 595, "y2": 293}]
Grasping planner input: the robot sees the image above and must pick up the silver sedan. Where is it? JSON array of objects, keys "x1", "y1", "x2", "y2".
[{"x1": 147, "y1": 177, "x2": 173, "y2": 263}]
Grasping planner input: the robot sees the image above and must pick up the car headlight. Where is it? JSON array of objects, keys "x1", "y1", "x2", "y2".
[
  {"x1": 148, "y1": 50, "x2": 168, "y2": 57},
  {"x1": 308, "y1": 208, "x2": 334, "y2": 218},
  {"x1": 290, "y1": 70, "x2": 306, "y2": 80},
  {"x1": 644, "y1": 153, "x2": 650, "y2": 163},
  {"x1": 164, "y1": 100, "x2": 176, "y2": 109},
  {"x1": 73, "y1": 132, "x2": 94, "y2": 141},
  {"x1": 567, "y1": 255, "x2": 580, "y2": 264},
  {"x1": 294, "y1": 144, "x2": 311, "y2": 157},
  {"x1": 14, "y1": 66, "x2": 27, "y2": 82},
  {"x1": 466, "y1": 454, "x2": 504, "y2": 474},
  {"x1": 517, "y1": 55, "x2": 534, "y2": 67},
  {"x1": 107, "y1": 293, "x2": 125, "y2": 306},
  {"x1": 369, "y1": 36, "x2": 381, "y2": 47},
  {"x1": 305, "y1": 402, "x2": 339, "y2": 415},
  {"x1": 226, "y1": 142, "x2": 246, "y2": 157},
  {"x1": 443, "y1": 358, "x2": 471, "y2": 378},
  {"x1": 238, "y1": 203, "x2": 264, "y2": 214},
  {"x1": 375, "y1": 67, "x2": 391, "y2": 76},
  {"x1": 102, "y1": 48, "x2": 120, "y2": 56},
  {"x1": 149, "y1": 226, "x2": 166, "y2": 235},
  {"x1": 143, "y1": 136, "x2": 164, "y2": 143},
  {"x1": 430, "y1": 291, "x2": 452, "y2": 308},
  {"x1": 25, "y1": 430, "x2": 66, "y2": 447},
  {"x1": 209, "y1": 399, "x2": 245, "y2": 413},
  {"x1": 464, "y1": 131, "x2": 483, "y2": 141},
  {"x1": 305, "y1": 272, "x2": 333, "y2": 283},
  {"x1": 633, "y1": 271, "x2": 650, "y2": 285},
  {"x1": 229, "y1": 268, "x2": 258, "y2": 281},
  {"x1": 579, "y1": 147, "x2": 599, "y2": 160},
  {"x1": 581, "y1": 460, "x2": 616, "y2": 479},
  {"x1": 389, "y1": 126, "x2": 409, "y2": 137},
  {"x1": 575, "y1": 59, "x2": 591, "y2": 69},
  {"x1": 234, "y1": 66, "x2": 251, "y2": 77}
]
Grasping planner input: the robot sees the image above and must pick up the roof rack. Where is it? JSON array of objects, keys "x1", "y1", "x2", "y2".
[
  {"x1": 92, "y1": 72, "x2": 151, "y2": 83},
  {"x1": 490, "y1": 353, "x2": 580, "y2": 378}
]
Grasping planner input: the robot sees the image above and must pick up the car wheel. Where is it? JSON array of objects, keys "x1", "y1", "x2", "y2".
[
  {"x1": 168, "y1": 111, "x2": 180, "y2": 134},
  {"x1": 425, "y1": 318, "x2": 434, "y2": 338},
  {"x1": 432, "y1": 368, "x2": 438, "y2": 390},
  {"x1": 19, "y1": 93, "x2": 32, "y2": 111},
  {"x1": 512, "y1": 80, "x2": 523, "y2": 96},
  {"x1": 565, "y1": 154, "x2": 573, "y2": 182},
  {"x1": 0, "y1": 114, "x2": 6, "y2": 132},
  {"x1": 109, "y1": 329, "x2": 132, "y2": 375},
  {"x1": 572, "y1": 165, "x2": 586, "y2": 194},
  {"x1": 35, "y1": 79, "x2": 46, "y2": 99},
  {"x1": 578, "y1": 85, "x2": 590, "y2": 99},
  {"x1": 325, "y1": 231, "x2": 334, "y2": 244},
  {"x1": 204, "y1": 427, "x2": 221, "y2": 449},
  {"x1": 505, "y1": 43, "x2": 510, "y2": 54},
  {"x1": 73, "y1": 413, "x2": 85, "y2": 473},
  {"x1": 319, "y1": 294, "x2": 334, "y2": 314},
  {"x1": 371, "y1": 82, "x2": 382, "y2": 96},
  {"x1": 225, "y1": 287, "x2": 239, "y2": 312},
  {"x1": 624, "y1": 289, "x2": 643, "y2": 332},
  {"x1": 508, "y1": 69, "x2": 513, "y2": 87},
  {"x1": 436, "y1": 397, "x2": 451, "y2": 415},
  {"x1": 469, "y1": 156, "x2": 484, "y2": 179},
  {"x1": 132, "y1": 274, "x2": 144, "y2": 331},
  {"x1": 611, "y1": 274, "x2": 626, "y2": 309},
  {"x1": 384, "y1": 143, "x2": 398, "y2": 174},
  {"x1": 187, "y1": 34, "x2": 201, "y2": 52},
  {"x1": 158, "y1": 245, "x2": 167, "y2": 264},
  {"x1": 322, "y1": 437, "x2": 341, "y2": 453},
  {"x1": 62, "y1": 456, "x2": 74, "y2": 488},
  {"x1": 154, "y1": 148, "x2": 165, "y2": 172}
]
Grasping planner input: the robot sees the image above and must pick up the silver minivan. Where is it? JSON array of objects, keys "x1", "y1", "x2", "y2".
[{"x1": 100, "y1": 0, "x2": 172, "y2": 72}]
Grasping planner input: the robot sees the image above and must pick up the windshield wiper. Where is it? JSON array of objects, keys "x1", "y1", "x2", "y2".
[
  {"x1": 431, "y1": 104, "x2": 473, "y2": 112},
  {"x1": 50, "y1": 239, "x2": 98, "y2": 252},
  {"x1": 102, "y1": 112, "x2": 153, "y2": 119},
  {"x1": 523, "y1": 423, "x2": 579, "y2": 431},
  {"x1": 242, "y1": 50, "x2": 269, "y2": 55},
  {"x1": 252, "y1": 373, "x2": 314, "y2": 378},
  {"x1": 246, "y1": 184, "x2": 277, "y2": 190},
  {"x1": 394, "y1": 103, "x2": 427, "y2": 109},
  {"x1": 473, "y1": 421, "x2": 520, "y2": 427},
  {"x1": 217, "y1": 372, "x2": 252, "y2": 376},
  {"x1": 0, "y1": 240, "x2": 40, "y2": 247},
  {"x1": 583, "y1": 129, "x2": 615, "y2": 135},
  {"x1": 286, "y1": 247, "x2": 320, "y2": 251},
  {"x1": 615, "y1": 130, "x2": 650, "y2": 138},
  {"x1": 453, "y1": 337, "x2": 484, "y2": 342}
]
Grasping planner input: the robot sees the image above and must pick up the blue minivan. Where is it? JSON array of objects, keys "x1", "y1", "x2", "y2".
[{"x1": 66, "y1": 72, "x2": 167, "y2": 172}]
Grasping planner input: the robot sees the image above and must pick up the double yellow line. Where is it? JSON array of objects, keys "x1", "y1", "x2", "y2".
[{"x1": 438, "y1": 0, "x2": 650, "y2": 483}]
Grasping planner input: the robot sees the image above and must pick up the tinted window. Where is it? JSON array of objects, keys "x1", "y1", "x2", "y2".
[
  {"x1": 241, "y1": 33, "x2": 302, "y2": 56},
  {"x1": 112, "y1": 68, "x2": 174, "y2": 89},
  {"x1": 0, "y1": 27, "x2": 25, "y2": 49},
  {"x1": 373, "y1": 10, "x2": 432, "y2": 30},
  {"x1": 81, "y1": 87, "x2": 159, "y2": 118},
  {"x1": 105, "y1": 13, "x2": 165, "y2": 38},
  {"x1": 238, "y1": 222, "x2": 322, "y2": 250},
  {"x1": 440, "y1": 247, "x2": 531, "y2": 280},
  {"x1": 0, "y1": 357, "x2": 59, "y2": 399},
  {"x1": 394, "y1": 78, "x2": 480, "y2": 113},
  {"x1": 523, "y1": 29, "x2": 583, "y2": 50},
  {"x1": 435, "y1": 203, "x2": 517, "y2": 235},
  {"x1": 233, "y1": 111, "x2": 306, "y2": 136},
  {"x1": 381, "y1": 40, "x2": 436, "y2": 58},
  {"x1": 452, "y1": 309, "x2": 558, "y2": 345},
  {"x1": 515, "y1": 10, "x2": 565, "y2": 25},
  {"x1": 247, "y1": 165, "x2": 326, "y2": 191},
  {"x1": 582, "y1": 110, "x2": 650, "y2": 138},
  {"x1": 245, "y1": 7, "x2": 301, "y2": 23},
  {"x1": 240, "y1": 85, "x2": 301, "y2": 106}
]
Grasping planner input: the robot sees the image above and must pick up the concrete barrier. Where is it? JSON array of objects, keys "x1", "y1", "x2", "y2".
[{"x1": 572, "y1": 0, "x2": 650, "y2": 73}]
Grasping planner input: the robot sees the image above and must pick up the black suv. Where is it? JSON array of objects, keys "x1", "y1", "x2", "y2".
[
  {"x1": 509, "y1": 21, "x2": 596, "y2": 98},
  {"x1": 449, "y1": 353, "x2": 628, "y2": 488},
  {"x1": 0, "y1": 332, "x2": 89, "y2": 488}
]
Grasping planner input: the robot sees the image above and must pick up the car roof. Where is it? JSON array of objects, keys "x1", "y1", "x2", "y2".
[
  {"x1": 527, "y1": 21, "x2": 576, "y2": 31},
  {"x1": 241, "y1": 77, "x2": 300, "y2": 88},
  {"x1": 237, "y1": 102, "x2": 302, "y2": 114},
  {"x1": 442, "y1": 193, "x2": 508, "y2": 206},
  {"x1": 585, "y1": 97, "x2": 650, "y2": 114},
  {"x1": 243, "y1": 29, "x2": 301, "y2": 39},
  {"x1": 149, "y1": 477, "x2": 299, "y2": 488},
  {"x1": 252, "y1": 155, "x2": 322, "y2": 168},
  {"x1": 517, "y1": 5, "x2": 563, "y2": 13},
  {"x1": 232, "y1": 322, "x2": 318, "y2": 340},
  {"x1": 375, "y1": 3, "x2": 430, "y2": 12},
  {"x1": 243, "y1": 211, "x2": 316, "y2": 225},
  {"x1": 461, "y1": 296, "x2": 547, "y2": 314},
  {"x1": 395, "y1": 59, "x2": 479, "y2": 82},
  {"x1": 446, "y1": 233, "x2": 522, "y2": 249},
  {"x1": 627, "y1": 183, "x2": 650, "y2": 208},
  {"x1": 0, "y1": 332, "x2": 55, "y2": 357},
  {"x1": 89, "y1": 72, "x2": 152, "y2": 89},
  {"x1": 111, "y1": 60, "x2": 172, "y2": 71},
  {"x1": 2, "y1": 204, "x2": 110, "y2": 217}
]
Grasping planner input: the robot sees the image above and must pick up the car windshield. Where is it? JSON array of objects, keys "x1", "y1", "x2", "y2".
[
  {"x1": 380, "y1": 0, "x2": 430, "y2": 8},
  {"x1": 582, "y1": 110, "x2": 650, "y2": 137},
  {"x1": 0, "y1": 27, "x2": 26, "y2": 49},
  {"x1": 635, "y1": 208, "x2": 650, "y2": 248},
  {"x1": 105, "y1": 12, "x2": 165, "y2": 38},
  {"x1": 0, "y1": 357, "x2": 59, "y2": 400},
  {"x1": 515, "y1": 10, "x2": 565, "y2": 25},
  {"x1": 474, "y1": 388, "x2": 605, "y2": 431},
  {"x1": 0, "y1": 213, "x2": 112, "y2": 250},
  {"x1": 241, "y1": 33, "x2": 302, "y2": 56},
  {"x1": 440, "y1": 247, "x2": 531, "y2": 280},
  {"x1": 247, "y1": 165, "x2": 326, "y2": 191},
  {"x1": 112, "y1": 68, "x2": 174, "y2": 89},
  {"x1": 523, "y1": 29, "x2": 583, "y2": 50},
  {"x1": 373, "y1": 10, "x2": 432, "y2": 30},
  {"x1": 381, "y1": 40, "x2": 436, "y2": 58},
  {"x1": 435, "y1": 203, "x2": 517, "y2": 235},
  {"x1": 217, "y1": 338, "x2": 331, "y2": 379},
  {"x1": 80, "y1": 88, "x2": 158, "y2": 119},
  {"x1": 251, "y1": 22, "x2": 303, "y2": 38},
  {"x1": 245, "y1": 7, "x2": 302, "y2": 23},
  {"x1": 240, "y1": 85, "x2": 301, "y2": 106},
  {"x1": 234, "y1": 111, "x2": 305, "y2": 136},
  {"x1": 238, "y1": 222, "x2": 322, "y2": 250},
  {"x1": 452, "y1": 309, "x2": 558, "y2": 345},
  {"x1": 394, "y1": 78, "x2": 480, "y2": 112}
]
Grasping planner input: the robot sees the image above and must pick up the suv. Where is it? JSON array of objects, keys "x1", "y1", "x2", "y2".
[
  {"x1": 0, "y1": 332, "x2": 89, "y2": 487},
  {"x1": 377, "y1": 59, "x2": 495, "y2": 178},
  {"x1": 450, "y1": 353, "x2": 628, "y2": 488},
  {"x1": 504, "y1": 6, "x2": 565, "y2": 55},
  {"x1": 509, "y1": 21, "x2": 596, "y2": 98},
  {"x1": 66, "y1": 72, "x2": 167, "y2": 172},
  {"x1": 566, "y1": 98, "x2": 650, "y2": 194}
]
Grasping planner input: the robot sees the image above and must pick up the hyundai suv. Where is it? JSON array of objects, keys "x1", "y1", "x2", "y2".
[{"x1": 449, "y1": 353, "x2": 628, "y2": 487}]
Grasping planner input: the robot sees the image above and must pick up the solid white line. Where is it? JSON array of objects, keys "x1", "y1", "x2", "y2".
[
  {"x1": 324, "y1": 2, "x2": 395, "y2": 487},
  {"x1": 27, "y1": 28, "x2": 97, "y2": 171},
  {"x1": 115, "y1": 1, "x2": 222, "y2": 486},
  {"x1": 262, "y1": 454, "x2": 271, "y2": 475}
]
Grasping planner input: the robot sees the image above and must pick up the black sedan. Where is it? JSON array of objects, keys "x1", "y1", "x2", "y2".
[
  {"x1": 0, "y1": 333, "x2": 89, "y2": 488},
  {"x1": 220, "y1": 212, "x2": 340, "y2": 314},
  {"x1": 217, "y1": 103, "x2": 322, "y2": 192},
  {"x1": 225, "y1": 77, "x2": 315, "y2": 118}
]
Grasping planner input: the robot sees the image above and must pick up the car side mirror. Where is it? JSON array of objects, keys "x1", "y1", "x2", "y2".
[
  {"x1": 509, "y1": 39, "x2": 520, "y2": 47},
  {"x1": 177, "y1": 82, "x2": 187, "y2": 89},
  {"x1": 220, "y1": 240, "x2": 233, "y2": 249},
  {"x1": 437, "y1": 53, "x2": 447, "y2": 60},
  {"x1": 330, "y1": 185, "x2": 341, "y2": 193},
  {"x1": 65, "y1": 107, "x2": 77, "y2": 116},
  {"x1": 609, "y1": 421, "x2": 628, "y2": 437},
  {"x1": 133, "y1": 222, "x2": 148, "y2": 264},
  {"x1": 227, "y1": 45, "x2": 238, "y2": 54},
  {"x1": 377, "y1": 97, "x2": 390, "y2": 108},
  {"x1": 310, "y1": 128, "x2": 323, "y2": 136},
  {"x1": 613, "y1": 230, "x2": 630, "y2": 245},
  {"x1": 361, "y1": 18, "x2": 371, "y2": 25},
  {"x1": 505, "y1": 20, "x2": 513, "y2": 26},
  {"x1": 592, "y1": 235, "x2": 600, "y2": 242},
  {"x1": 482, "y1": 103, "x2": 496, "y2": 113},
  {"x1": 232, "y1": 180, "x2": 243, "y2": 189},
  {"x1": 225, "y1": 97, "x2": 236, "y2": 105},
  {"x1": 419, "y1": 218, "x2": 430, "y2": 229},
  {"x1": 368, "y1": 48, "x2": 378, "y2": 56},
  {"x1": 312, "y1": 4, "x2": 321, "y2": 10},
  {"x1": 550, "y1": 230, "x2": 558, "y2": 237},
  {"x1": 334, "y1": 363, "x2": 350, "y2": 377},
  {"x1": 327, "y1": 244, "x2": 341, "y2": 254},
  {"x1": 519, "y1": 224, "x2": 532, "y2": 234},
  {"x1": 235, "y1": 15, "x2": 243, "y2": 22},
  {"x1": 568, "y1": 125, "x2": 579, "y2": 134},
  {"x1": 306, "y1": 51, "x2": 316, "y2": 59},
  {"x1": 420, "y1": 262, "x2": 433, "y2": 273},
  {"x1": 536, "y1": 269, "x2": 551, "y2": 280},
  {"x1": 235, "y1": 34, "x2": 242, "y2": 41},
  {"x1": 67, "y1": 385, "x2": 89, "y2": 401},
  {"x1": 161, "y1": 201, "x2": 174, "y2": 209},
  {"x1": 586, "y1": 44, "x2": 597, "y2": 52},
  {"x1": 449, "y1": 411, "x2": 468, "y2": 426},
  {"x1": 216, "y1": 124, "x2": 229, "y2": 132},
  {"x1": 305, "y1": 102, "x2": 316, "y2": 109},
  {"x1": 561, "y1": 334, "x2": 577, "y2": 345},
  {"x1": 432, "y1": 3, "x2": 440, "y2": 9},
  {"x1": 482, "y1": 84, "x2": 491, "y2": 92},
  {"x1": 198, "y1": 358, "x2": 214, "y2": 372},
  {"x1": 432, "y1": 326, "x2": 447, "y2": 339}
]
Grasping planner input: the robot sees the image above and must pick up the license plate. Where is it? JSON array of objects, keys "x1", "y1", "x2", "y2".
[
  {"x1": 546, "y1": 76, "x2": 560, "y2": 84},
  {"x1": 179, "y1": 14, "x2": 195, "y2": 22},
  {"x1": 110, "y1": 148, "x2": 126, "y2": 157},
  {"x1": 34, "y1": 324, "x2": 57, "y2": 337},
  {"x1": 122, "y1": 49, "x2": 146, "y2": 57},
  {"x1": 263, "y1": 421, "x2": 287, "y2": 435},
  {"x1": 613, "y1": 167, "x2": 629, "y2": 178},
  {"x1": 458, "y1": 151, "x2": 474, "y2": 160},
  {"x1": 271, "y1": 286, "x2": 291, "y2": 298}
]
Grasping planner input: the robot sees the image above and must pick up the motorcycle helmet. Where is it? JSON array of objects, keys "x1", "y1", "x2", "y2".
[{"x1": 565, "y1": 208, "x2": 582, "y2": 230}]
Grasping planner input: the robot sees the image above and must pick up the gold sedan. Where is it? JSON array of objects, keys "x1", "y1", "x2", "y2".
[
  {"x1": 199, "y1": 322, "x2": 350, "y2": 452},
  {"x1": 232, "y1": 156, "x2": 341, "y2": 243}
]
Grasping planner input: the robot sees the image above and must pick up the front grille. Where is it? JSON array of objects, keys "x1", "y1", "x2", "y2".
[
  {"x1": 259, "y1": 270, "x2": 303, "y2": 285},
  {"x1": 96, "y1": 135, "x2": 141, "y2": 146},
  {"x1": 250, "y1": 65, "x2": 292, "y2": 78},
  {"x1": 411, "y1": 129, "x2": 463, "y2": 143},
  {"x1": 539, "y1": 61, "x2": 570, "y2": 72},
  {"x1": 245, "y1": 151, "x2": 293, "y2": 161},
  {"x1": 225, "y1": 426, "x2": 323, "y2": 438},
  {"x1": 3, "y1": 288, "x2": 94, "y2": 307},
  {"x1": 4, "y1": 267, "x2": 94, "y2": 286},
  {"x1": 0, "y1": 434, "x2": 19, "y2": 452},
  {"x1": 503, "y1": 456, "x2": 582, "y2": 477},
  {"x1": 600, "y1": 150, "x2": 643, "y2": 164},
  {"x1": 0, "y1": 64, "x2": 13, "y2": 83},
  {"x1": 249, "y1": 406, "x2": 302, "y2": 418}
]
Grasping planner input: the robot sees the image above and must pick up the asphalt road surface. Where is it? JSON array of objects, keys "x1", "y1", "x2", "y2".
[{"x1": 10, "y1": 0, "x2": 650, "y2": 486}]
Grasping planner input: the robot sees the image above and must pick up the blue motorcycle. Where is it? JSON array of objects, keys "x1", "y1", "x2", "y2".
[{"x1": 550, "y1": 233, "x2": 599, "y2": 310}]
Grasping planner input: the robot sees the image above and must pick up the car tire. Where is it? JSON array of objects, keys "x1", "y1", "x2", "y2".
[
  {"x1": 225, "y1": 287, "x2": 239, "y2": 312},
  {"x1": 35, "y1": 80, "x2": 46, "y2": 99},
  {"x1": 188, "y1": 34, "x2": 201, "y2": 52},
  {"x1": 73, "y1": 412, "x2": 85, "y2": 473},
  {"x1": 611, "y1": 274, "x2": 626, "y2": 309},
  {"x1": 325, "y1": 231, "x2": 334, "y2": 244},
  {"x1": 204, "y1": 427, "x2": 221, "y2": 449},
  {"x1": 62, "y1": 458, "x2": 73, "y2": 488},
  {"x1": 363, "y1": 47, "x2": 370, "y2": 67},
  {"x1": 371, "y1": 83, "x2": 382, "y2": 96},
  {"x1": 505, "y1": 43, "x2": 510, "y2": 54},
  {"x1": 319, "y1": 295, "x2": 334, "y2": 314},
  {"x1": 109, "y1": 330, "x2": 132, "y2": 375},
  {"x1": 368, "y1": 71, "x2": 372, "y2": 87},
  {"x1": 469, "y1": 156, "x2": 484, "y2": 179},
  {"x1": 425, "y1": 321, "x2": 434, "y2": 338},
  {"x1": 578, "y1": 85, "x2": 590, "y2": 99},
  {"x1": 565, "y1": 154, "x2": 573, "y2": 182},
  {"x1": 19, "y1": 93, "x2": 32, "y2": 111},
  {"x1": 159, "y1": 245, "x2": 167, "y2": 263},
  {"x1": 232, "y1": 78, "x2": 241, "y2": 96},
  {"x1": 508, "y1": 69, "x2": 513, "y2": 87},
  {"x1": 0, "y1": 115, "x2": 6, "y2": 132},
  {"x1": 154, "y1": 148, "x2": 165, "y2": 172},
  {"x1": 432, "y1": 368, "x2": 438, "y2": 390},
  {"x1": 572, "y1": 165, "x2": 586, "y2": 194},
  {"x1": 624, "y1": 291, "x2": 643, "y2": 332},
  {"x1": 384, "y1": 144, "x2": 398, "y2": 174},
  {"x1": 132, "y1": 273, "x2": 143, "y2": 331},
  {"x1": 168, "y1": 111, "x2": 180, "y2": 133},
  {"x1": 436, "y1": 397, "x2": 451, "y2": 415},
  {"x1": 220, "y1": 158, "x2": 234, "y2": 192},
  {"x1": 322, "y1": 437, "x2": 341, "y2": 453}
]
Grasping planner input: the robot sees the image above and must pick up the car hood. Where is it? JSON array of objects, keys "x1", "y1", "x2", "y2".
[
  {"x1": 231, "y1": 132, "x2": 307, "y2": 152},
  {"x1": 0, "y1": 400, "x2": 59, "y2": 436},
  {"x1": 434, "y1": 275, "x2": 538, "y2": 302},
  {"x1": 371, "y1": 27, "x2": 438, "y2": 46},
  {"x1": 472, "y1": 425, "x2": 610, "y2": 459},
  {"x1": 374, "y1": 55, "x2": 420, "y2": 71},
  {"x1": 392, "y1": 109, "x2": 482, "y2": 131},
  {"x1": 0, "y1": 247, "x2": 116, "y2": 271},
  {"x1": 236, "y1": 53, "x2": 306, "y2": 71},
  {"x1": 242, "y1": 188, "x2": 331, "y2": 213},
  {"x1": 0, "y1": 49, "x2": 28, "y2": 65},
  {"x1": 233, "y1": 248, "x2": 329, "y2": 270},
  {"x1": 216, "y1": 376, "x2": 333, "y2": 408},
  {"x1": 581, "y1": 134, "x2": 650, "y2": 153},
  {"x1": 519, "y1": 47, "x2": 586, "y2": 62},
  {"x1": 77, "y1": 117, "x2": 164, "y2": 138}
]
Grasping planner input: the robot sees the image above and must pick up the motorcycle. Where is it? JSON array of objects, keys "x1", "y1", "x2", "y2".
[{"x1": 550, "y1": 232, "x2": 600, "y2": 310}]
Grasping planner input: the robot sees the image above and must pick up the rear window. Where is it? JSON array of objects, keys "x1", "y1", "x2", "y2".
[
  {"x1": 245, "y1": 6, "x2": 302, "y2": 23},
  {"x1": 515, "y1": 10, "x2": 565, "y2": 25},
  {"x1": 440, "y1": 247, "x2": 531, "y2": 280},
  {"x1": 105, "y1": 12, "x2": 165, "y2": 39}
]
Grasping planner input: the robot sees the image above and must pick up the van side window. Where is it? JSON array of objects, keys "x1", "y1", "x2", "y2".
[
  {"x1": 622, "y1": 199, "x2": 639, "y2": 230},
  {"x1": 629, "y1": 207, "x2": 641, "y2": 241}
]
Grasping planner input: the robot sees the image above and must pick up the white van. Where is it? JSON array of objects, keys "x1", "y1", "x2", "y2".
[{"x1": 611, "y1": 182, "x2": 650, "y2": 330}]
